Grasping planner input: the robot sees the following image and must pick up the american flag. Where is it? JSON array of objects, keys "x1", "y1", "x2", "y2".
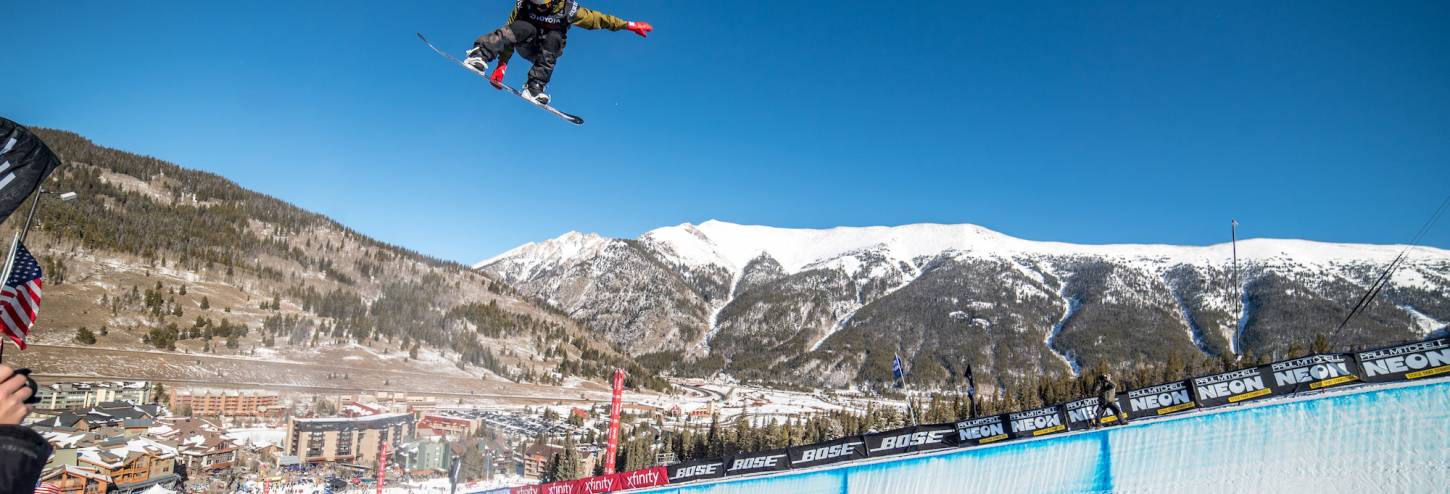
[
  {"x1": 0, "y1": 241, "x2": 42, "y2": 350},
  {"x1": 34, "y1": 481, "x2": 61, "y2": 494}
]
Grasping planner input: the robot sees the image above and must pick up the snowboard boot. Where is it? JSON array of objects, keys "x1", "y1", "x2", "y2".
[
  {"x1": 464, "y1": 46, "x2": 490, "y2": 77},
  {"x1": 521, "y1": 81, "x2": 550, "y2": 105}
]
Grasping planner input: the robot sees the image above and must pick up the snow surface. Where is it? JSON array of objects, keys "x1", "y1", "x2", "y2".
[
  {"x1": 472, "y1": 231, "x2": 611, "y2": 277},
  {"x1": 632, "y1": 379, "x2": 1450, "y2": 494}
]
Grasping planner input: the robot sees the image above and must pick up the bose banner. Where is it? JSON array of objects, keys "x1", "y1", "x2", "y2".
[
  {"x1": 954, "y1": 414, "x2": 1012, "y2": 446},
  {"x1": 668, "y1": 458, "x2": 726, "y2": 484},
  {"x1": 864, "y1": 423, "x2": 956, "y2": 457},
  {"x1": 787, "y1": 436, "x2": 868, "y2": 469},
  {"x1": 1120, "y1": 379, "x2": 1197, "y2": 420},
  {"x1": 1192, "y1": 366, "x2": 1276, "y2": 408},
  {"x1": 0, "y1": 118, "x2": 63, "y2": 225},
  {"x1": 1266, "y1": 353, "x2": 1360, "y2": 394},
  {"x1": 724, "y1": 447, "x2": 792, "y2": 477},
  {"x1": 1063, "y1": 397, "x2": 1118, "y2": 430},
  {"x1": 1356, "y1": 338, "x2": 1450, "y2": 384},
  {"x1": 1008, "y1": 404, "x2": 1068, "y2": 438}
]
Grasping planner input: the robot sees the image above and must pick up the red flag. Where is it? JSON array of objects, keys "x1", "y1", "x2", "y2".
[{"x1": 604, "y1": 369, "x2": 626, "y2": 474}]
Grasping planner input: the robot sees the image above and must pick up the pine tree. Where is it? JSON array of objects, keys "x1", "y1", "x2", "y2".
[
  {"x1": 542, "y1": 453, "x2": 561, "y2": 483},
  {"x1": 705, "y1": 413, "x2": 722, "y2": 458},
  {"x1": 74, "y1": 327, "x2": 97, "y2": 345},
  {"x1": 558, "y1": 437, "x2": 579, "y2": 481}
]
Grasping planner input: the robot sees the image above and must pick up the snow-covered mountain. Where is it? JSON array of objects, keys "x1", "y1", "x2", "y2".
[{"x1": 478, "y1": 220, "x2": 1450, "y2": 388}]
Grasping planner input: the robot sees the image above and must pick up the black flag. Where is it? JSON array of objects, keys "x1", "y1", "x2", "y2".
[
  {"x1": 448, "y1": 454, "x2": 462, "y2": 494},
  {"x1": 0, "y1": 119, "x2": 61, "y2": 224},
  {"x1": 964, "y1": 365, "x2": 978, "y2": 418},
  {"x1": 964, "y1": 365, "x2": 976, "y2": 399}
]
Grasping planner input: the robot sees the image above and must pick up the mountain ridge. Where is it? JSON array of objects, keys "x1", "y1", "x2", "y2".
[
  {"x1": 478, "y1": 220, "x2": 1450, "y2": 390},
  {"x1": 490, "y1": 219, "x2": 1447, "y2": 276}
]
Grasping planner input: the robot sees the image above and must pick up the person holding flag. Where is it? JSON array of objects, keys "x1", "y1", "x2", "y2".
[
  {"x1": 1092, "y1": 372, "x2": 1129, "y2": 428},
  {"x1": 0, "y1": 119, "x2": 65, "y2": 493},
  {"x1": 0, "y1": 364, "x2": 50, "y2": 493}
]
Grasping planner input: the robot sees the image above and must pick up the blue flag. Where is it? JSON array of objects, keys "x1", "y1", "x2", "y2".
[{"x1": 892, "y1": 354, "x2": 905, "y2": 386}]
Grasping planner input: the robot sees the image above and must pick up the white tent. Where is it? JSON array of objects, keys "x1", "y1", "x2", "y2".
[{"x1": 140, "y1": 485, "x2": 177, "y2": 494}]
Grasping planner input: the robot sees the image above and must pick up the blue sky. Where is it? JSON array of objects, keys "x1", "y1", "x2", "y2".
[{"x1": 4, "y1": 1, "x2": 1448, "y2": 263}]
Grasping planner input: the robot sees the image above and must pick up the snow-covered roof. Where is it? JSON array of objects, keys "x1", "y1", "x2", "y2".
[
  {"x1": 42, "y1": 430, "x2": 88, "y2": 448},
  {"x1": 78, "y1": 437, "x2": 178, "y2": 468},
  {"x1": 42, "y1": 465, "x2": 113, "y2": 483},
  {"x1": 295, "y1": 412, "x2": 410, "y2": 423}
]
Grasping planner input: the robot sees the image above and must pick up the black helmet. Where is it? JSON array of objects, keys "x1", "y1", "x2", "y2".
[{"x1": 1098, "y1": 373, "x2": 1109, "y2": 380}]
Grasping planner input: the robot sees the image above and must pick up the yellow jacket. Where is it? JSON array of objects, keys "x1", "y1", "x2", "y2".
[{"x1": 499, "y1": 0, "x2": 629, "y2": 64}]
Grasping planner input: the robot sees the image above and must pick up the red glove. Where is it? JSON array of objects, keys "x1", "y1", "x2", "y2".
[
  {"x1": 490, "y1": 63, "x2": 507, "y2": 88},
  {"x1": 626, "y1": 21, "x2": 653, "y2": 38}
]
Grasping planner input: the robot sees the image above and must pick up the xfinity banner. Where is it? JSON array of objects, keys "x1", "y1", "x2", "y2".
[
  {"x1": 787, "y1": 436, "x2": 868, "y2": 469},
  {"x1": 1008, "y1": 405, "x2": 1068, "y2": 438},
  {"x1": 724, "y1": 447, "x2": 792, "y2": 477},
  {"x1": 865, "y1": 423, "x2": 956, "y2": 457},
  {"x1": 1267, "y1": 354, "x2": 1359, "y2": 393},
  {"x1": 1121, "y1": 379, "x2": 1197, "y2": 420},
  {"x1": 540, "y1": 481, "x2": 575, "y2": 494},
  {"x1": 613, "y1": 466, "x2": 668, "y2": 490},
  {"x1": 954, "y1": 414, "x2": 1012, "y2": 446},
  {"x1": 1193, "y1": 366, "x2": 1274, "y2": 408},
  {"x1": 1356, "y1": 338, "x2": 1450, "y2": 383},
  {"x1": 0, "y1": 118, "x2": 63, "y2": 224},
  {"x1": 667, "y1": 459, "x2": 726, "y2": 484},
  {"x1": 1063, "y1": 397, "x2": 1116, "y2": 430},
  {"x1": 573, "y1": 474, "x2": 619, "y2": 494}
]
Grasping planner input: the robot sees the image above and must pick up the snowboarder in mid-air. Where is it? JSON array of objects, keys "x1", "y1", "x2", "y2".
[{"x1": 464, "y1": 0, "x2": 653, "y2": 105}]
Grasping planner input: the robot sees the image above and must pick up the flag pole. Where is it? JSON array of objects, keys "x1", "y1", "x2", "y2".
[
  {"x1": 0, "y1": 187, "x2": 45, "y2": 363},
  {"x1": 17, "y1": 187, "x2": 45, "y2": 243},
  {"x1": 894, "y1": 353, "x2": 916, "y2": 426},
  {"x1": 0, "y1": 232, "x2": 19, "y2": 364}
]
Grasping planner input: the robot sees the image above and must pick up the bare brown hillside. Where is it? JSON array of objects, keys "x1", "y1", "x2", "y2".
[{"x1": 1, "y1": 128, "x2": 667, "y2": 394}]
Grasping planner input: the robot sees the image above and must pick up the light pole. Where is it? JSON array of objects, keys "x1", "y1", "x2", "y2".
[
  {"x1": 1231, "y1": 219, "x2": 1240, "y2": 353},
  {"x1": 16, "y1": 187, "x2": 78, "y2": 241}
]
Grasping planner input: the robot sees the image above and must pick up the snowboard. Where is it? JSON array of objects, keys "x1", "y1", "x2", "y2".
[{"x1": 418, "y1": 33, "x2": 585, "y2": 125}]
